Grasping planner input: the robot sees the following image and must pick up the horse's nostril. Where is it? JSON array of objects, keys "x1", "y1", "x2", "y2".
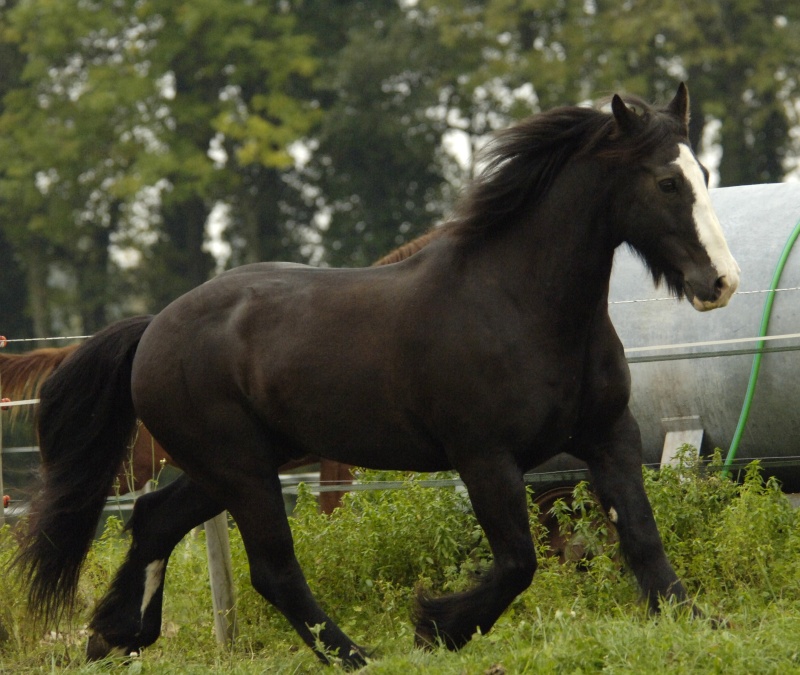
[{"x1": 714, "y1": 275, "x2": 727, "y2": 296}]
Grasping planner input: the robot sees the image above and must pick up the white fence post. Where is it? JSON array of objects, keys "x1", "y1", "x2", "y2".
[{"x1": 204, "y1": 512, "x2": 237, "y2": 644}]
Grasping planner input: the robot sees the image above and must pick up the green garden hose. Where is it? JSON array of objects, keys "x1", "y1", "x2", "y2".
[{"x1": 722, "y1": 215, "x2": 800, "y2": 478}]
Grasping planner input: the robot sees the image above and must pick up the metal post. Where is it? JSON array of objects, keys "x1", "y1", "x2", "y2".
[{"x1": 660, "y1": 415, "x2": 704, "y2": 467}]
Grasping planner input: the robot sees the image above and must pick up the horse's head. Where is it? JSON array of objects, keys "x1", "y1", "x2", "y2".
[{"x1": 610, "y1": 83, "x2": 739, "y2": 311}]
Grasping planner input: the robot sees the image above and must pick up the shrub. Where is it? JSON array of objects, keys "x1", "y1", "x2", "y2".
[
  {"x1": 2, "y1": 449, "x2": 800, "y2": 671},
  {"x1": 231, "y1": 471, "x2": 497, "y2": 646},
  {"x1": 646, "y1": 447, "x2": 800, "y2": 606}
]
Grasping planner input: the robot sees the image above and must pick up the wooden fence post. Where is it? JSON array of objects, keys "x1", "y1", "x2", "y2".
[{"x1": 204, "y1": 512, "x2": 237, "y2": 644}]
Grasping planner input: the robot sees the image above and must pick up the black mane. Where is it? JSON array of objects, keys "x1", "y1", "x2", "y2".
[{"x1": 447, "y1": 95, "x2": 686, "y2": 241}]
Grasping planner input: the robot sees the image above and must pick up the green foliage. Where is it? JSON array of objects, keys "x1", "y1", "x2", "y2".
[
  {"x1": 0, "y1": 524, "x2": 28, "y2": 654},
  {"x1": 2, "y1": 1, "x2": 799, "y2": 333},
  {"x1": 2, "y1": 451, "x2": 800, "y2": 672},
  {"x1": 543, "y1": 481, "x2": 632, "y2": 613},
  {"x1": 646, "y1": 446, "x2": 800, "y2": 606},
  {"x1": 298, "y1": 13, "x2": 454, "y2": 267},
  {"x1": 0, "y1": 0, "x2": 320, "y2": 331}
]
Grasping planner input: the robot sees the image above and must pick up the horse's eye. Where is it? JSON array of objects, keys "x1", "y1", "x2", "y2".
[{"x1": 659, "y1": 178, "x2": 678, "y2": 193}]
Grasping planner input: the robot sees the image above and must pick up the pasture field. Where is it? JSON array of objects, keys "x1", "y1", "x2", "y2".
[{"x1": 2, "y1": 449, "x2": 800, "y2": 674}]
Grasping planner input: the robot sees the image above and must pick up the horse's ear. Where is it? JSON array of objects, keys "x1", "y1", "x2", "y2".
[
  {"x1": 666, "y1": 82, "x2": 690, "y2": 133},
  {"x1": 611, "y1": 94, "x2": 642, "y2": 135}
]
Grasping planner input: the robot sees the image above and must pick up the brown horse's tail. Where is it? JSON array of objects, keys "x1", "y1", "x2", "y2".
[
  {"x1": 0, "y1": 344, "x2": 79, "y2": 421},
  {"x1": 14, "y1": 315, "x2": 153, "y2": 626}
]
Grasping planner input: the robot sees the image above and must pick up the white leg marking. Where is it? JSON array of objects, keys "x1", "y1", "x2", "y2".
[
  {"x1": 674, "y1": 144, "x2": 740, "y2": 308},
  {"x1": 141, "y1": 559, "x2": 166, "y2": 618}
]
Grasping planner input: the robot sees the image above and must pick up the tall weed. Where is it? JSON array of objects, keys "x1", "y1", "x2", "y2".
[{"x1": 646, "y1": 446, "x2": 800, "y2": 606}]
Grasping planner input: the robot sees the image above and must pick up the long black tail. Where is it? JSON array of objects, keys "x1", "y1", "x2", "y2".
[{"x1": 14, "y1": 315, "x2": 154, "y2": 625}]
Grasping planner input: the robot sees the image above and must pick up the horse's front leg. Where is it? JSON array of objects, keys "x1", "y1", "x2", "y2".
[
  {"x1": 415, "y1": 452, "x2": 536, "y2": 650},
  {"x1": 582, "y1": 407, "x2": 690, "y2": 611}
]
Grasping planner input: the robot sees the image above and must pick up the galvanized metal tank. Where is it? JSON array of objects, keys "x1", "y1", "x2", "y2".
[{"x1": 531, "y1": 183, "x2": 800, "y2": 492}]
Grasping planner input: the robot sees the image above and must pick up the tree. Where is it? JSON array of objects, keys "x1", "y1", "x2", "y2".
[
  {"x1": 1, "y1": 0, "x2": 797, "y2": 337},
  {"x1": 0, "y1": 2, "x2": 33, "y2": 338},
  {"x1": 0, "y1": 0, "x2": 319, "y2": 332},
  {"x1": 426, "y1": 0, "x2": 800, "y2": 186},
  {"x1": 142, "y1": 1, "x2": 321, "y2": 278},
  {"x1": 299, "y1": 20, "x2": 444, "y2": 266},
  {"x1": 0, "y1": 0, "x2": 140, "y2": 333},
  {"x1": 287, "y1": 1, "x2": 498, "y2": 267}
]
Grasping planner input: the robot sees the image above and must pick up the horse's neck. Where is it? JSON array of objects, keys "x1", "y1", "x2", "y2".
[{"x1": 474, "y1": 164, "x2": 617, "y2": 317}]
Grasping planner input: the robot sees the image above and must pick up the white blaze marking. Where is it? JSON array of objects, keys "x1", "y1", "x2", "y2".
[
  {"x1": 141, "y1": 559, "x2": 166, "y2": 618},
  {"x1": 674, "y1": 144, "x2": 740, "y2": 309}
]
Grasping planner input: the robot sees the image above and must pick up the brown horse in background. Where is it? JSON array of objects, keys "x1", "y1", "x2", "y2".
[{"x1": 372, "y1": 227, "x2": 441, "y2": 266}]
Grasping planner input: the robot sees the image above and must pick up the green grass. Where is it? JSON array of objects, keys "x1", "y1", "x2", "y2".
[{"x1": 2, "y1": 448, "x2": 800, "y2": 673}]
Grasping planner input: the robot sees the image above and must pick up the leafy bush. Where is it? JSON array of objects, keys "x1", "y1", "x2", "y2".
[
  {"x1": 2, "y1": 450, "x2": 800, "y2": 672},
  {"x1": 646, "y1": 447, "x2": 800, "y2": 607}
]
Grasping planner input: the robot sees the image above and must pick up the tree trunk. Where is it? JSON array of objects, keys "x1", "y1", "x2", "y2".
[{"x1": 25, "y1": 248, "x2": 50, "y2": 337}]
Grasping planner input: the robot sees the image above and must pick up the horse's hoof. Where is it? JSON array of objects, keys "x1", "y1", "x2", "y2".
[
  {"x1": 86, "y1": 631, "x2": 127, "y2": 661},
  {"x1": 339, "y1": 644, "x2": 369, "y2": 670},
  {"x1": 414, "y1": 622, "x2": 437, "y2": 650},
  {"x1": 708, "y1": 614, "x2": 731, "y2": 629},
  {"x1": 414, "y1": 622, "x2": 468, "y2": 652}
]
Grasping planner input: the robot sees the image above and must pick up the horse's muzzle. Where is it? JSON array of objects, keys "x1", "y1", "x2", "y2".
[{"x1": 686, "y1": 270, "x2": 739, "y2": 311}]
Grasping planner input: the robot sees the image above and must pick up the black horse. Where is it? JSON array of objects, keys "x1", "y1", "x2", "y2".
[{"x1": 17, "y1": 83, "x2": 738, "y2": 667}]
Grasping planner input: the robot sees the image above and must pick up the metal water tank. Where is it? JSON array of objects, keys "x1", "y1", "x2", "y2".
[{"x1": 531, "y1": 183, "x2": 800, "y2": 491}]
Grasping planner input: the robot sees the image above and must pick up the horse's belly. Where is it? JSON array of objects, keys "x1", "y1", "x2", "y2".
[{"x1": 251, "y1": 379, "x2": 452, "y2": 472}]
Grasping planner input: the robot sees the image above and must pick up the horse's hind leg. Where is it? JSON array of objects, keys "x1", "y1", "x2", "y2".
[
  {"x1": 415, "y1": 452, "x2": 536, "y2": 650},
  {"x1": 583, "y1": 408, "x2": 689, "y2": 611},
  {"x1": 225, "y1": 469, "x2": 366, "y2": 668},
  {"x1": 87, "y1": 474, "x2": 223, "y2": 659}
]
